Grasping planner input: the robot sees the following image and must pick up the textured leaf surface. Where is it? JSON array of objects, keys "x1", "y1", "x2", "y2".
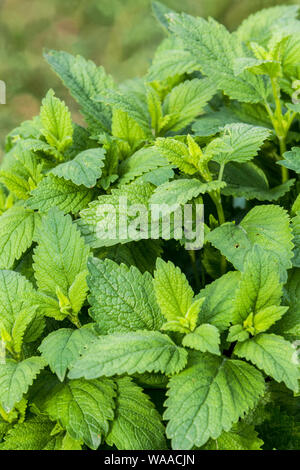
[
  {"x1": 118, "y1": 147, "x2": 170, "y2": 185},
  {"x1": 168, "y1": 13, "x2": 268, "y2": 103},
  {"x1": 68, "y1": 331, "x2": 188, "y2": 379},
  {"x1": 183, "y1": 324, "x2": 221, "y2": 355},
  {"x1": 163, "y1": 78, "x2": 217, "y2": 131},
  {"x1": 51, "y1": 148, "x2": 106, "y2": 188},
  {"x1": 0, "y1": 416, "x2": 56, "y2": 450},
  {"x1": 88, "y1": 258, "x2": 163, "y2": 334},
  {"x1": 210, "y1": 124, "x2": 270, "y2": 165},
  {"x1": 44, "y1": 378, "x2": 116, "y2": 449},
  {"x1": 0, "y1": 357, "x2": 46, "y2": 412},
  {"x1": 40, "y1": 89, "x2": 73, "y2": 152},
  {"x1": 207, "y1": 205, "x2": 293, "y2": 281},
  {"x1": 234, "y1": 334, "x2": 299, "y2": 392},
  {"x1": 150, "y1": 179, "x2": 225, "y2": 206},
  {"x1": 196, "y1": 271, "x2": 241, "y2": 331},
  {"x1": 106, "y1": 377, "x2": 166, "y2": 450},
  {"x1": 202, "y1": 422, "x2": 263, "y2": 450},
  {"x1": 27, "y1": 174, "x2": 93, "y2": 214},
  {"x1": 33, "y1": 207, "x2": 89, "y2": 297},
  {"x1": 39, "y1": 328, "x2": 97, "y2": 381},
  {"x1": 164, "y1": 352, "x2": 265, "y2": 449},
  {"x1": 232, "y1": 246, "x2": 283, "y2": 325},
  {"x1": 44, "y1": 50, "x2": 114, "y2": 132},
  {"x1": 0, "y1": 207, "x2": 40, "y2": 269},
  {"x1": 279, "y1": 148, "x2": 300, "y2": 174}
]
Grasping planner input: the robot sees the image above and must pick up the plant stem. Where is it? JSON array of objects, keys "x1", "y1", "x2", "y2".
[
  {"x1": 218, "y1": 163, "x2": 225, "y2": 182},
  {"x1": 264, "y1": 77, "x2": 295, "y2": 183}
]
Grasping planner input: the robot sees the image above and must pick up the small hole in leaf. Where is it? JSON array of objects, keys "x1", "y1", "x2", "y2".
[{"x1": 234, "y1": 244, "x2": 239, "y2": 248}]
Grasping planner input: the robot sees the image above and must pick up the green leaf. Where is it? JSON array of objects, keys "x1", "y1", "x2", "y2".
[
  {"x1": 183, "y1": 324, "x2": 221, "y2": 355},
  {"x1": 275, "y1": 268, "x2": 300, "y2": 338},
  {"x1": 0, "y1": 270, "x2": 42, "y2": 350},
  {"x1": 221, "y1": 162, "x2": 295, "y2": 201},
  {"x1": 78, "y1": 181, "x2": 154, "y2": 248},
  {"x1": 195, "y1": 271, "x2": 241, "y2": 331},
  {"x1": 0, "y1": 207, "x2": 40, "y2": 269},
  {"x1": 44, "y1": 378, "x2": 115, "y2": 449},
  {"x1": 44, "y1": 50, "x2": 114, "y2": 132},
  {"x1": 40, "y1": 89, "x2": 73, "y2": 153},
  {"x1": 164, "y1": 352, "x2": 265, "y2": 449},
  {"x1": 207, "y1": 205, "x2": 294, "y2": 281},
  {"x1": 87, "y1": 257, "x2": 163, "y2": 334},
  {"x1": 95, "y1": 88, "x2": 151, "y2": 136},
  {"x1": 234, "y1": 334, "x2": 300, "y2": 392},
  {"x1": 118, "y1": 147, "x2": 170, "y2": 185},
  {"x1": 0, "y1": 416, "x2": 56, "y2": 450},
  {"x1": 163, "y1": 78, "x2": 217, "y2": 132},
  {"x1": 202, "y1": 422, "x2": 264, "y2": 450},
  {"x1": 148, "y1": 48, "x2": 200, "y2": 81},
  {"x1": 68, "y1": 331, "x2": 188, "y2": 379},
  {"x1": 33, "y1": 207, "x2": 89, "y2": 298},
  {"x1": 154, "y1": 138, "x2": 197, "y2": 175},
  {"x1": 210, "y1": 124, "x2": 270, "y2": 165},
  {"x1": 27, "y1": 174, "x2": 93, "y2": 214},
  {"x1": 153, "y1": 259, "x2": 201, "y2": 333},
  {"x1": 0, "y1": 357, "x2": 46, "y2": 412},
  {"x1": 51, "y1": 148, "x2": 106, "y2": 188},
  {"x1": 279, "y1": 147, "x2": 300, "y2": 173},
  {"x1": 236, "y1": 5, "x2": 299, "y2": 46},
  {"x1": 232, "y1": 245, "x2": 284, "y2": 325},
  {"x1": 111, "y1": 108, "x2": 146, "y2": 149},
  {"x1": 168, "y1": 14, "x2": 268, "y2": 103},
  {"x1": 39, "y1": 328, "x2": 97, "y2": 381},
  {"x1": 150, "y1": 179, "x2": 225, "y2": 206},
  {"x1": 106, "y1": 377, "x2": 166, "y2": 450}
]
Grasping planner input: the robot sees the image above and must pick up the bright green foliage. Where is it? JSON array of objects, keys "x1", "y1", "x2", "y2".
[
  {"x1": 0, "y1": 207, "x2": 40, "y2": 269},
  {"x1": 210, "y1": 124, "x2": 270, "y2": 165},
  {"x1": 153, "y1": 259, "x2": 202, "y2": 333},
  {"x1": 106, "y1": 377, "x2": 166, "y2": 450},
  {"x1": 150, "y1": 179, "x2": 225, "y2": 206},
  {"x1": 164, "y1": 352, "x2": 265, "y2": 449},
  {"x1": 33, "y1": 208, "x2": 89, "y2": 297},
  {"x1": 44, "y1": 378, "x2": 116, "y2": 449},
  {"x1": 183, "y1": 324, "x2": 221, "y2": 355},
  {"x1": 0, "y1": 357, "x2": 46, "y2": 412},
  {"x1": 119, "y1": 147, "x2": 171, "y2": 185},
  {"x1": 39, "y1": 328, "x2": 97, "y2": 381},
  {"x1": 279, "y1": 148, "x2": 300, "y2": 173},
  {"x1": 40, "y1": 90, "x2": 73, "y2": 155},
  {"x1": 202, "y1": 422, "x2": 264, "y2": 450},
  {"x1": 51, "y1": 148, "x2": 106, "y2": 188},
  {"x1": 68, "y1": 331, "x2": 188, "y2": 379},
  {"x1": 44, "y1": 50, "x2": 114, "y2": 132},
  {"x1": 167, "y1": 13, "x2": 268, "y2": 103},
  {"x1": 0, "y1": 416, "x2": 57, "y2": 450},
  {"x1": 234, "y1": 334, "x2": 299, "y2": 392},
  {"x1": 88, "y1": 258, "x2": 163, "y2": 333},
  {"x1": 27, "y1": 174, "x2": 93, "y2": 214},
  {"x1": 208, "y1": 205, "x2": 294, "y2": 281},
  {"x1": 1, "y1": 3, "x2": 300, "y2": 451}
]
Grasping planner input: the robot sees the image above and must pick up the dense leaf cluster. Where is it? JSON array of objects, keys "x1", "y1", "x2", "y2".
[{"x1": 0, "y1": 2, "x2": 300, "y2": 450}]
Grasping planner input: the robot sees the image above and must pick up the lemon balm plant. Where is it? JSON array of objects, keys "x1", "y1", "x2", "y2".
[{"x1": 0, "y1": 2, "x2": 300, "y2": 450}]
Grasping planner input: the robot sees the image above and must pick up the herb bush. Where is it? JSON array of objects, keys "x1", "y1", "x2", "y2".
[{"x1": 0, "y1": 2, "x2": 300, "y2": 451}]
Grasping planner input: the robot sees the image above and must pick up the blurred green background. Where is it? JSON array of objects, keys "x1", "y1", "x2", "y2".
[{"x1": 0, "y1": 0, "x2": 299, "y2": 155}]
